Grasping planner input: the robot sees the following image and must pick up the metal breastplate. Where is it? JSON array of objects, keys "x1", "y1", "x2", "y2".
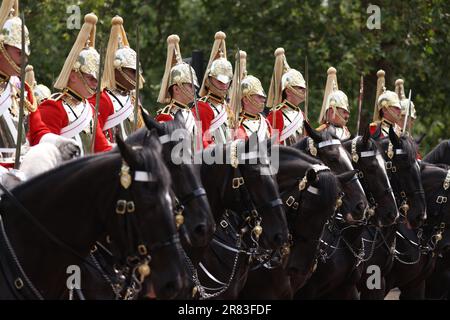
[
  {"x1": 210, "y1": 103, "x2": 229, "y2": 144},
  {"x1": 282, "y1": 109, "x2": 304, "y2": 146},
  {"x1": 334, "y1": 126, "x2": 351, "y2": 141},
  {"x1": 170, "y1": 105, "x2": 199, "y2": 152},
  {"x1": 0, "y1": 81, "x2": 26, "y2": 162},
  {"x1": 323, "y1": 124, "x2": 351, "y2": 141},
  {"x1": 105, "y1": 90, "x2": 135, "y2": 142},
  {"x1": 63, "y1": 101, "x2": 93, "y2": 156}
]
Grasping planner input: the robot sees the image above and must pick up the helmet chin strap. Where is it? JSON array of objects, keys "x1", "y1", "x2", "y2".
[
  {"x1": 327, "y1": 105, "x2": 347, "y2": 125},
  {"x1": 287, "y1": 85, "x2": 305, "y2": 104},
  {"x1": 244, "y1": 95, "x2": 264, "y2": 114},
  {"x1": 77, "y1": 71, "x2": 96, "y2": 97},
  {"x1": 176, "y1": 82, "x2": 195, "y2": 105},
  {"x1": 384, "y1": 106, "x2": 402, "y2": 124},
  {"x1": 0, "y1": 42, "x2": 21, "y2": 75},
  {"x1": 206, "y1": 77, "x2": 227, "y2": 99},
  {"x1": 118, "y1": 68, "x2": 137, "y2": 89}
]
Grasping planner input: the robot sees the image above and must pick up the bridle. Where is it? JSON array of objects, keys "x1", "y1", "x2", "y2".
[
  {"x1": 157, "y1": 131, "x2": 208, "y2": 229},
  {"x1": 0, "y1": 155, "x2": 177, "y2": 300},
  {"x1": 382, "y1": 141, "x2": 424, "y2": 219},
  {"x1": 350, "y1": 136, "x2": 394, "y2": 219},
  {"x1": 422, "y1": 169, "x2": 450, "y2": 253}
]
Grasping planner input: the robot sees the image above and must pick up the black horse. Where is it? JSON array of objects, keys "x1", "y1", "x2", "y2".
[
  {"x1": 356, "y1": 127, "x2": 427, "y2": 299},
  {"x1": 343, "y1": 128, "x2": 399, "y2": 227},
  {"x1": 291, "y1": 122, "x2": 372, "y2": 299},
  {"x1": 423, "y1": 140, "x2": 450, "y2": 165},
  {"x1": 385, "y1": 162, "x2": 450, "y2": 299},
  {"x1": 129, "y1": 111, "x2": 215, "y2": 249},
  {"x1": 190, "y1": 138, "x2": 289, "y2": 299},
  {"x1": 294, "y1": 121, "x2": 369, "y2": 223},
  {"x1": 377, "y1": 127, "x2": 427, "y2": 228},
  {"x1": 0, "y1": 134, "x2": 188, "y2": 299},
  {"x1": 239, "y1": 145, "x2": 358, "y2": 299}
]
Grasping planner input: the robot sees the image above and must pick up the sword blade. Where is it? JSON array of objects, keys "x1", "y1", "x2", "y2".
[
  {"x1": 133, "y1": 25, "x2": 140, "y2": 132},
  {"x1": 356, "y1": 74, "x2": 364, "y2": 135},
  {"x1": 189, "y1": 61, "x2": 202, "y2": 151},
  {"x1": 14, "y1": 12, "x2": 27, "y2": 169},
  {"x1": 305, "y1": 56, "x2": 309, "y2": 121},
  {"x1": 402, "y1": 89, "x2": 412, "y2": 134}
]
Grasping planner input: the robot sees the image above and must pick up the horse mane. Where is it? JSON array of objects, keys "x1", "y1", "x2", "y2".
[
  {"x1": 277, "y1": 145, "x2": 337, "y2": 206},
  {"x1": 314, "y1": 170, "x2": 338, "y2": 208},
  {"x1": 12, "y1": 136, "x2": 170, "y2": 197},
  {"x1": 423, "y1": 140, "x2": 450, "y2": 165},
  {"x1": 10, "y1": 153, "x2": 119, "y2": 195},
  {"x1": 277, "y1": 145, "x2": 323, "y2": 165}
]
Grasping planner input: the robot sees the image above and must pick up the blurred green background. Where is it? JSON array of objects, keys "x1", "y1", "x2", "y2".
[{"x1": 21, "y1": 0, "x2": 450, "y2": 154}]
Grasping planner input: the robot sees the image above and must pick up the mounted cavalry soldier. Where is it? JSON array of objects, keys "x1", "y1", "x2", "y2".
[
  {"x1": 29, "y1": 13, "x2": 112, "y2": 155},
  {"x1": 0, "y1": 0, "x2": 77, "y2": 168},
  {"x1": 88, "y1": 16, "x2": 144, "y2": 143},
  {"x1": 317, "y1": 67, "x2": 351, "y2": 141},
  {"x1": 193, "y1": 31, "x2": 233, "y2": 147},
  {"x1": 155, "y1": 34, "x2": 199, "y2": 145},
  {"x1": 369, "y1": 69, "x2": 402, "y2": 138},
  {"x1": 395, "y1": 78, "x2": 417, "y2": 133},
  {"x1": 266, "y1": 48, "x2": 306, "y2": 145},
  {"x1": 230, "y1": 50, "x2": 271, "y2": 141}
]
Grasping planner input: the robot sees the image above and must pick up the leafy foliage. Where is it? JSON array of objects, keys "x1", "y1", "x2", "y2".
[{"x1": 21, "y1": 0, "x2": 450, "y2": 153}]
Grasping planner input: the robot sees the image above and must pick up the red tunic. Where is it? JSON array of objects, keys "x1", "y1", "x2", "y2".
[
  {"x1": 266, "y1": 109, "x2": 284, "y2": 136},
  {"x1": 87, "y1": 90, "x2": 114, "y2": 130},
  {"x1": 155, "y1": 113, "x2": 175, "y2": 122},
  {"x1": 234, "y1": 117, "x2": 273, "y2": 140},
  {"x1": 30, "y1": 98, "x2": 111, "y2": 153},
  {"x1": 191, "y1": 100, "x2": 216, "y2": 147}
]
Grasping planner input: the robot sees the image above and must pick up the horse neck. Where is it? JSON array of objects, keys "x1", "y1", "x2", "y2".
[
  {"x1": 3, "y1": 155, "x2": 120, "y2": 298},
  {"x1": 201, "y1": 162, "x2": 229, "y2": 222}
]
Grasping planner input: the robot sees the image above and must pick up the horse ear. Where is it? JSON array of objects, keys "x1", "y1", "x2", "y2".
[
  {"x1": 148, "y1": 129, "x2": 163, "y2": 154},
  {"x1": 306, "y1": 168, "x2": 318, "y2": 184},
  {"x1": 304, "y1": 120, "x2": 322, "y2": 143},
  {"x1": 116, "y1": 135, "x2": 137, "y2": 167},
  {"x1": 336, "y1": 170, "x2": 358, "y2": 184},
  {"x1": 362, "y1": 125, "x2": 370, "y2": 146},
  {"x1": 389, "y1": 125, "x2": 401, "y2": 148},
  {"x1": 141, "y1": 106, "x2": 164, "y2": 134}
]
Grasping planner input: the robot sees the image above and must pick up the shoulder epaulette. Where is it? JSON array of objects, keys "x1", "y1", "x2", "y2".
[
  {"x1": 157, "y1": 105, "x2": 172, "y2": 116},
  {"x1": 316, "y1": 124, "x2": 328, "y2": 132},
  {"x1": 49, "y1": 92, "x2": 64, "y2": 101},
  {"x1": 273, "y1": 102, "x2": 286, "y2": 111}
]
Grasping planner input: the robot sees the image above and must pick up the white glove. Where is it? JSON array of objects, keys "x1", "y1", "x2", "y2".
[{"x1": 40, "y1": 133, "x2": 81, "y2": 160}]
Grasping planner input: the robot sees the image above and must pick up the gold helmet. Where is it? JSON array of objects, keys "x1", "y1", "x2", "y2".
[
  {"x1": 0, "y1": 0, "x2": 30, "y2": 75},
  {"x1": 54, "y1": 13, "x2": 99, "y2": 91},
  {"x1": 103, "y1": 16, "x2": 144, "y2": 91},
  {"x1": 377, "y1": 90, "x2": 401, "y2": 112},
  {"x1": 267, "y1": 48, "x2": 306, "y2": 108},
  {"x1": 34, "y1": 84, "x2": 51, "y2": 104},
  {"x1": 241, "y1": 75, "x2": 266, "y2": 98},
  {"x1": 395, "y1": 79, "x2": 416, "y2": 120},
  {"x1": 199, "y1": 31, "x2": 233, "y2": 97},
  {"x1": 318, "y1": 67, "x2": 349, "y2": 124},
  {"x1": 157, "y1": 34, "x2": 198, "y2": 104},
  {"x1": 372, "y1": 70, "x2": 401, "y2": 122}
]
